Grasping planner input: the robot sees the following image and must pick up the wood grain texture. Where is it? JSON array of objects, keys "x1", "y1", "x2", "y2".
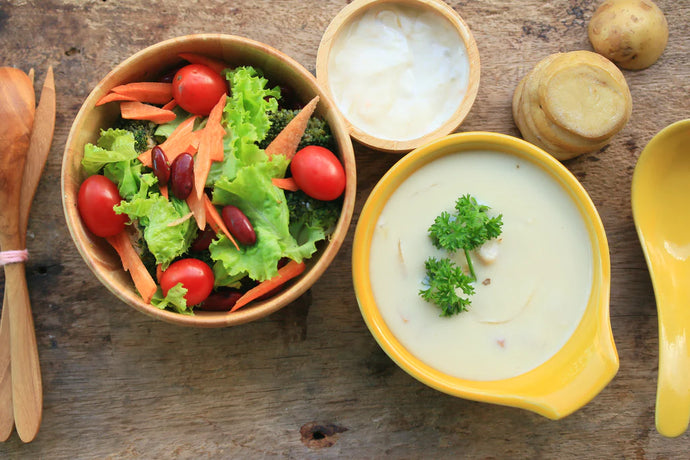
[{"x1": 0, "y1": 0, "x2": 689, "y2": 457}]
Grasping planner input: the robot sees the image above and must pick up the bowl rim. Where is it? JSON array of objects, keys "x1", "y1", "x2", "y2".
[
  {"x1": 61, "y1": 33, "x2": 356, "y2": 327},
  {"x1": 352, "y1": 131, "x2": 618, "y2": 418},
  {"x1": 316, "y1": 0, "x2": 481, "y2": 153}
]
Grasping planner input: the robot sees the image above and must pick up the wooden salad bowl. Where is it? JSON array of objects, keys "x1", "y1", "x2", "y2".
[{"x1": 61, "y1": 34, "x2": 356, "y2": 327}]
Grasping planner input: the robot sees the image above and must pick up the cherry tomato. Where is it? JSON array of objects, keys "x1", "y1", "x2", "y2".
[
  {"x1": 171, "y1": 64, "x2": 227, "y2": 116},
  {"x1": 160, "y1": 258, "x2": 214, "y2": 306},
  {"x1": 290, "y1": 146, "x2": 346, "y2": 201},
  {"x1": 77, "y1": 175, "x2": 128, "y2": 237}
]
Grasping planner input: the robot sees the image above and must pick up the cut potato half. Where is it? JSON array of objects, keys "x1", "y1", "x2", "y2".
[
  {"x1": 540, "y1": 63, "x2": 631, "y2": 140},
  {"x1": 511, "y1": 50, "x2": 632, "y2": 160}
]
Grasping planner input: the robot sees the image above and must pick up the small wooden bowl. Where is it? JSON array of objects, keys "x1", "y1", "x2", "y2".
[
  {"x1": 61, "y1": 34, "x2": 356, "y2": 327},
  {"x1": 316, "y1": 0, "x2": 480, "y2": 153}
]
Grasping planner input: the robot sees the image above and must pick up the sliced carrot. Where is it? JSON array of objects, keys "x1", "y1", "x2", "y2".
[
  {"x1": 156, "y1": 264, "x2": 163, "y2": 283},
  {"x1": 194, "y1": 93, "x2": 227, "y2": 200},
  {"x1": 161, "y1": 99, "x2": 177, "y2": 111},
  {"x1": 264, "y1": 96, "x2": 319, "y2": 160},
  {"x1": 111, "y1": 82, "x2": 173, "y2": 105},
  {"x1": 179, "y1": 53, "x2": 227, "y2": 75},
  {"x1": 138, "y1": 115, "x2": 200, "y2": 167},
  {"x1": 230, "y1": 260, "x2": 306, "y2": 312},
  {"x1": 186, "y1": 181, "x2": 206, "y2": 230},
  {"x1": 106, "y1": 230, "x2": 158, "y2": 304},
  {"x1": 96, "y1": 92, "x2": 137, "y2": 106},
  {"x1": 271, "y1": 177, "x2": 299, "y2": 192},
  {"x1": 159, "y1": 184, "x2": 169, "y2": 200},
  {"x1": 204, "y1": 195, "x2": 239, "y2": 251},
  {"x1": 121, "y1": 101, "x2": 176, "y2": 124}
]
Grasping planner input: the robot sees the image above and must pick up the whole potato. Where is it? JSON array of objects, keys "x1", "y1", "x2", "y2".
[{"x1": 588, "y1": 0, "x2": 668, "y2": 70}]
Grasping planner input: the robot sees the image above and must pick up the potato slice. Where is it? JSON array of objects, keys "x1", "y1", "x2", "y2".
[
  {"x1": 538, "y1": 52, "x2": 632, "y2": 141},
  {"x1": 523, "y1": 57, "x2": 609, "y2": 155},
  {"x1": 513, "y1": 59, "x2": 575, "y2": 159}
]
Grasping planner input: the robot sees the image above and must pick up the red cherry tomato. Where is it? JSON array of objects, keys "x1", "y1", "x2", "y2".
[
  {"x1": 160, "y1": 258, "x2": 215, "y2": 306},
  {"x1": 290, "y1": 146, "x2": 346, "y2": 201},
  {"x1": 171, "y1": 64, "x2": 227, "y2": 116},
  {"x1": 77, "y1": 175, "x2": 128, "y2": 237}
]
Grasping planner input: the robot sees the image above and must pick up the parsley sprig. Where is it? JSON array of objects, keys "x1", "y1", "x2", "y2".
[
  {"x1": 420, "y1": 258, "x2": 475, "y2": 317},
  {"x1": 419, "y1": 194, "x2": 503, "y2": 316}
]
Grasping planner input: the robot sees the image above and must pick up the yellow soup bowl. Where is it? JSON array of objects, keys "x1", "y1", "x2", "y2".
[{"x1": 352, "y1": 131, "x2": 618, "y2": 419}]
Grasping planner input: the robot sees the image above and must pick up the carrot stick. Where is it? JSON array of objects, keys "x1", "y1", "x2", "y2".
[
  {"x1": 96, "y1": 92, "x2": 137, "y2": 106},
  {"x1": 230, "y1": 260, "x2": 306, "y2": 312},
  {"x1": 106, "y1": 230, "x2": 158, "y2": 304},
  {"x1": 161, "y1": 99, "x2": 177, "y2": 111},
  {"x1": 121, "y1": 101, "x2": 176, "y2": 124},
  {"x1": 195, "y1": 93, "x2": 227, "y2": 200},
  {"x1": 271, "y1": 177, "x2": 299, "y2": 192},
  {"x1": 159, "y1": 184, "x2": 169, "y2": 200},
  {"x1": 156, "y1": 264, "x2": 163, "y2": 283},
  {"x1": 138, "y1": 115, "x2": 199, "y2": 167},
  {"x1": 186, "y1": 181, "x2": 206, "y2": 230},
  {"x1": 204, "y1": 195, "x2": 239, "y2": 250},
  {"x1": 178, "y1": 53, "x2": 227, "y2": 75},
  {"x1": 264, "y1": 96, "x2": 319, "y2": 160},
  {"x1": 111, "y1": 82, "x2": 174, "y2": 105}
]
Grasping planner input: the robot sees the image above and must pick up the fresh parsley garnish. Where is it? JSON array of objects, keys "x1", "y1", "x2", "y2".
[
  {"x1": 419, "y1": 194, "x2": 503, "y2": 316},
  {"x1": 419, "y1": 257, "x2": 475, "y2": 317}
]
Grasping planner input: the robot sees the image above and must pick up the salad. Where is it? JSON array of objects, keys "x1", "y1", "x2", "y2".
[{"x1": 77, "y1": 54, "x2": 346, "y2": 315}]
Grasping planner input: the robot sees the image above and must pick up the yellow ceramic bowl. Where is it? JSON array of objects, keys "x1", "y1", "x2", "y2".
[
  {"x1": 62, "y1": 34, "x2": 356, "y2": 328},
  {"x1": 352, "y1": 132, "x2": 617, "y2": 419}
]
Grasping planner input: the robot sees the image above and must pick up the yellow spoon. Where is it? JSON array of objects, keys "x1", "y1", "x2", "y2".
[{"x1": 631, "y1": 119, "x2": 690, "y2": 438}]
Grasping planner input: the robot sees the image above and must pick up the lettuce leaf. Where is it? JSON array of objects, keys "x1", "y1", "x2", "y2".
[
  {"x1": 151, "y1": 283, "x2": 192, "y2": 315},
  {"x1": 209, "y1": 156, "x2": 318, "y2": 281},
  {"x1": 207, "y1": 66, "x2": 281, "y2": 185},
  {"x1": 103, "y1": 159, "x2": 143, "y2": 201},
  {"x1": 81, "y1": 128, "x2": 139, "y2": 176},
  {"x1": 115, "y1": 193, "x2": 197, "y2": 268}
]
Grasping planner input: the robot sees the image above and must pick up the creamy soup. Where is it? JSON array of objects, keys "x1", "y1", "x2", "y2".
[
  {"x1": 369, "y1": 151, "x2": 593, "y2": 381},
  {"x1": 327, "y1": 3, "x2": 470, "y2": 141}
]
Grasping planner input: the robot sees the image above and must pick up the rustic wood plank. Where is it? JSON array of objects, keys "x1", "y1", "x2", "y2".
[{"x1": 0, "y1": 0, "x2": 689, "y2": 457}]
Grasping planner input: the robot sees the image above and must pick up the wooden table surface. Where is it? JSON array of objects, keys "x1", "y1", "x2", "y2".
[{"x1": 1, "y1": 0, "x2": 689, "y2": 457}]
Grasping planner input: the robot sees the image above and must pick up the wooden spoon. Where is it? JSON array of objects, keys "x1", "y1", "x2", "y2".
[
  {"x1": 0, "y1": 67, "x2": 40, "y2": 442},
  {"x1": 631, "y1": 119, "x2": 690, "y2": 438}
]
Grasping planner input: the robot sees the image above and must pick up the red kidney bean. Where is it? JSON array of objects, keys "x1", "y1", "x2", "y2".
[
  {"x1": 197, "y1": 290, "x2": 243, "y2": 311},
  {"x1": 170, "y1": 152, "x2": 194, "y2": 199},
  {"x1": 190, "y1": 226, "x2": 216, "y2": 252},
  {"x1": 222, "y1": 205, "x2": 256, "y2": 246},
  {"x1": 151, "y1": 146, "x2": 170, "y2": 186}
]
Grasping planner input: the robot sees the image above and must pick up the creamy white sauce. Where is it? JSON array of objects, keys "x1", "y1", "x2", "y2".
[
  {"x1": 327, "y1": 3, "x2": 469, "y2": 141},
  {"x1": 369, "y1": 151, "x2": 593, "y2": 381}
]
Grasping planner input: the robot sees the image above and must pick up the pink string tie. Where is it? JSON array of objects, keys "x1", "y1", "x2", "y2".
[{"x1": 0, "y1": 249, "x2": 28, "y2": 266}]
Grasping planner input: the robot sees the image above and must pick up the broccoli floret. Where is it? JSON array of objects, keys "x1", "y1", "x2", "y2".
[
  {"x1": 114, "y1": 119, "x2": 158, "y2": 153},
  {"x1": 260, "y1": 109, "x2": 335, "y2": 151},
  {"x1": 285, "y1": 190, "x2": 341, "y2": 245}
]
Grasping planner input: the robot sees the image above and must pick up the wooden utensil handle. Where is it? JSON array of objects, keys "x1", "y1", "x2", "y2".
[
  {"x1": 5, "y1": 262, "x2": 42, "y2": 442},
  {"x1": 0, "y1": 298, "x2": 12, "y2": 441}
]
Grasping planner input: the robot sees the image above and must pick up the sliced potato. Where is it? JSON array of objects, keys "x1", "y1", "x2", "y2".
[
  {"x1": 523, "y1": 56, "x2": 609, "y2": 153},
  {"x1": 537, "y1": 51, "x2": 632, "y2": 141},
  {"x1": 540, "y1": 63, "x2": 630, "y2": 140},
  {"x1": 511, "y1": 51, "x2": 631, "y2": 161}
]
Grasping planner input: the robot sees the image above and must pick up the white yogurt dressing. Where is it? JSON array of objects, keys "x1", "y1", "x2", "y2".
[
  {"x1": 369, "y1": 151, "x2": 593, "y2": 381},
  {"x1": 327, "y1": 3, "x2": 470, "y2": 141}
]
